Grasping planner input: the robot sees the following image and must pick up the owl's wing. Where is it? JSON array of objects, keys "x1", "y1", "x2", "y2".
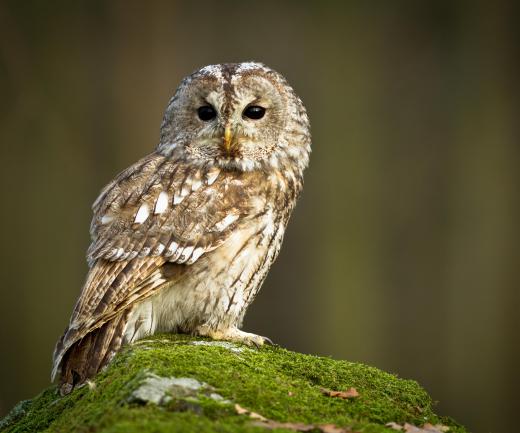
[
  {"x1": 53, "y1": 152, "x2": 254, "y2": 379},
  {"x1": 88, "y1": 153, "x2": 244, "y2": 266}
]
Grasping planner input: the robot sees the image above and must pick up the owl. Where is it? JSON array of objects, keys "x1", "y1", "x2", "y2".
[{"x1": 52, "y1": 62, "x2": 311, "y2": 395}]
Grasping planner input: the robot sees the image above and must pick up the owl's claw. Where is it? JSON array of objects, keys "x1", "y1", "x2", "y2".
[
  {"x1": 195, "y1": 325, "x2": 273, "y2": 348},
  {"x1": 262, "y1": 336, "x2": 274, "y2": 346}
]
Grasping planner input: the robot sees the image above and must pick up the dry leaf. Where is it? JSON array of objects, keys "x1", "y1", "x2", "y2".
[
  {"x1": 320, "y1": 423, "x2": 353, "y2": 433},
  {"x1": 403, "y1": 424, "x2": 424, "y2": 433},
  {"x1": 234, "y1": 404, "x2": 248, "y2": 415},
  {"x1": 252, "y1": 420, "x2": 315, "y2": 431},
  {"x1": 386, "y1": 421, "x2": 404, "y2": 430},
  {"x1": 234, "y1": 404, "x2": 267, "y2": 421},
  {"x1": 236, "y1": 402, "x2": 357, "y2": 432},
  {"x1": 386, "y1": 422, "x2": 449, "y2": 433},
  {"x1": 423, "y1": 424, "x2": 449, "y2": 432},
  {"x1": 252, "y1": 420, "x2": 354, "y2": 433},
  {"x1": 321, "y1": 387, "x2": 359, "y2": 399}
]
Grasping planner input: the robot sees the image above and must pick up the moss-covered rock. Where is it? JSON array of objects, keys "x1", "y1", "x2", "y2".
[{"x1": 0, "y1": 334, "x2": 467, "y2": 433}]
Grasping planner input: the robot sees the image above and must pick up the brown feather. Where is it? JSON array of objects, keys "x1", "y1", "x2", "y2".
[{"x1": 58, "y1": 309, "x2": 131, "y2": 395}]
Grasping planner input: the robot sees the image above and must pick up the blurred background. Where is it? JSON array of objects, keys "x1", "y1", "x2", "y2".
[{"x1": 0, "y1": 1, "x2": 518, "y2": 432}]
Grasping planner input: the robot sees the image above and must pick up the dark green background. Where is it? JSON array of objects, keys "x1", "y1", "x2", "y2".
[{"x1": 1, "y1": 2, "x2": 518, "y2": 432}]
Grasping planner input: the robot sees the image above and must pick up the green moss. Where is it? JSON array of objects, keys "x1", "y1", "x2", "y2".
[{"x1": 1, "y1": 334, "x2": 467, "y2": 433}]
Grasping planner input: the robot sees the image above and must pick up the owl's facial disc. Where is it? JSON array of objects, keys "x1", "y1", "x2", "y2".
[
  {"x1": 184, "y1": 74, "x2": 284, "y2": 169},
  {"x1": 158, "y1": 62, "x2": 309, "y2": 173}
]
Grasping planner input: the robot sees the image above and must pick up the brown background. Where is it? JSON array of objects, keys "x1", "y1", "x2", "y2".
[{"x1": 0, "y1": 2, "x2": 518, "y2": 432}]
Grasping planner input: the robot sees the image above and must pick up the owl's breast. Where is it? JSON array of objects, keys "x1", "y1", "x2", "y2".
[{"x1": 124, "y1": 209, "x2": 286, "y2": 341}]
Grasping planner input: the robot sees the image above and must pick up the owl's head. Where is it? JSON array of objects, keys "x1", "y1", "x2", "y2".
[{"x1": 158, "y1": 62, "x2": 311, "y2": 173}]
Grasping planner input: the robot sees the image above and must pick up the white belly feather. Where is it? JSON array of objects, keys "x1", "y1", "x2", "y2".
[{"x1": 123, "y1": 215, "x2": 280, "y2": 343}]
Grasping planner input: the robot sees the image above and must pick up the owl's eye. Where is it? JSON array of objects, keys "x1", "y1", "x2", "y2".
[
  {"x1": 243, "y1": 105, "x2": 266, "y2": 120},
  {"x1": 198, "y1": 105, "x2": 217, "y2": 121}
]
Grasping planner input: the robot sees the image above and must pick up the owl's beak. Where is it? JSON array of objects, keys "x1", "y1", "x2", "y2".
[{"x1": 223, "y1": 125, "x2": 233, "y2": 154}]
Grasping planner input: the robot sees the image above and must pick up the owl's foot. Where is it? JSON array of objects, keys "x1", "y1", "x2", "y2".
[{"x1": 195, "y1": 325, "x2": 273, "y2": 348}]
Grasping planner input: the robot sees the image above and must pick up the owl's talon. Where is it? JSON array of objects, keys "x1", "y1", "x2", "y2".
[
  {"x1": 262, "y1": 336, "x2": 274, "y2": 346},
  {"x1": 195, "y1": 326, "x2": 272, "y2": 348}
]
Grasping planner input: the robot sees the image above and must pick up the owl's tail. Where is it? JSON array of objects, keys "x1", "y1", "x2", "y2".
[{"x1": 52, "y1": 311, "x2": 130, "y2": 396}]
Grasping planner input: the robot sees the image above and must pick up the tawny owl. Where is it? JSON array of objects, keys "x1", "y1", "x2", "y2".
[{"x1": 52, "y1": 62, "x2": 311, "y2": 395}]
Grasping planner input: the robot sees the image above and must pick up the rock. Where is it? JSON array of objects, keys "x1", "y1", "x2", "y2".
[
  {"x1": 0, "y1": 400, "x2": 32, "y2": 430},
  {"x1": 128, "y1": 372, "x2": 228, "y2": 405},
  {"x1": 0, "y1": 334, "x2": 468, "y2": 433}
]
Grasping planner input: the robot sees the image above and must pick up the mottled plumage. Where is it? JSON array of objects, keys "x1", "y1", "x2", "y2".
[{"x1": 52, "y1": 62, "x2": 311, "y2": 394}]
